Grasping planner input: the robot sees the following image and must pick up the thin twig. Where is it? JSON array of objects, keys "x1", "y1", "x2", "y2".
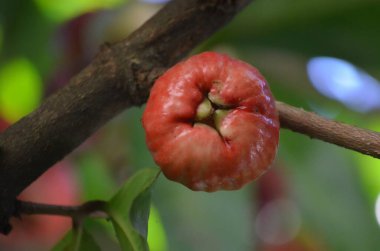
[
  {"x1": 276, "y1": 101, "x2": 380, "y2": 158},
  {"x1": 15, "y1": 200, "x2": 108, "y2": 219}
]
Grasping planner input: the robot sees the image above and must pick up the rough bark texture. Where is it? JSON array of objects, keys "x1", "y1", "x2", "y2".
[
  {"x1": 276, "y1": 101, "x2": 380, "y2": 158},
  {"x1": 0, "y1": 0, "x2": 252, "y2": 233}
]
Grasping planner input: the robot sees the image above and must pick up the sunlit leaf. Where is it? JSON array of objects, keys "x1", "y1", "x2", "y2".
[
  {"x1": 0, "y1": 58, "x2": 42, "y2": 123},
  {"x1": 52, "y1": 226, "x2": 101, "y2": 251},
  {"x1": 148, "y1": 206, "x2": 168, "y2": 251},
  {"x1": 34, "y1": 0, "x2": 125, "y2": 23},
  {"x1": 107, "y1": 168, "x2": 160, "y2": 251}
]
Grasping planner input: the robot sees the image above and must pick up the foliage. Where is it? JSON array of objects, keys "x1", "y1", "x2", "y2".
[{"x1": 52, "y1": 168, "x2": 159, "y2": 251}]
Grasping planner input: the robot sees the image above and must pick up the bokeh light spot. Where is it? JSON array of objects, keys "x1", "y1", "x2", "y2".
[
  {"x1": 307, "y1": 57, "x2": 380, "y2": 112},
  {"x1": 255, "y1": 199, "x2": 301, "y2": 245},
  {"x1": 0, "y1": 58, "x2": 42, "y2": 123},
  {"x1": 34, "y1": 0, "x2": 124, "y2": 22}
]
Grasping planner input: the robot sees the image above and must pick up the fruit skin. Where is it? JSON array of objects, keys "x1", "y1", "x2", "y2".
[{"x1": 142, "y1": 52, "x2": 279, "y2": 192}]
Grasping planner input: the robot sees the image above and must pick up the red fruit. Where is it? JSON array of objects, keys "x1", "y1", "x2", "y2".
[
  {"x1": 0, "y1": 162, "x2": 79, "y2": 251},
  {"x1": 142, "y1": 52, "x2": 279, "y2": 192}
]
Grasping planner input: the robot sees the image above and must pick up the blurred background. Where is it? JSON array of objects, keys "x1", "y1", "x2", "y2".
[{"x1": 0, "y1": 0, "x2": 380, "y2": 250}]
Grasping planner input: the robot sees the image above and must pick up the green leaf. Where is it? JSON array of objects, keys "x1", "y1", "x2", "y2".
[
  {"x1": 106, "y1": 168, "x2": 160, "y2": 251},
  {"x1": 147, "y1": 206, "x2": 168, "y2": 251},
  {"x1": 52, "y1": 225, "x2": 101, "y2": 251}
]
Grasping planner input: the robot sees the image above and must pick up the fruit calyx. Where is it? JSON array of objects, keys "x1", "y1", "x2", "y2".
[{"x1": 194, "y1": 92, "x2": 233, "y2": 134}]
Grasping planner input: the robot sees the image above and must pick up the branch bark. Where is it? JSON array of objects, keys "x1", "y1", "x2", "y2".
[
  {"x1": 16, "y1": 200, "x2": 107, "y2": 219},
  {"x1": 276, "y1": 102, "x2": 380, "y2": 158},
  {"x1": 0, "y1": 0, "x2": 252, "y2": 233}
]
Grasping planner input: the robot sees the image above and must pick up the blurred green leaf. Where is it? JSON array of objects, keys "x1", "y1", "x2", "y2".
[
  {"x1": 52, "y1": 232, "x2": 71, "y2": 251},
  {"x1": 34, "y1": 0, "x2": 125, "y2": 23},
  {"x1": 77, "y1": 153, "x2": 117, "y2": 201},
  {"x1": 286, "y1": 140, "x2": 380, "y2": 251},
  {"x1": 52, "y1": 226, "x2": 101, "y2": 251},
  {"x1": 355, "y1": 119, "x2": 380, "y2": 202},
  {"x1": 0, "y1": 58, "x2": 42, "y2": 122},
  {"x1": 107, "y1": 168, "x2": 160, "y2": 251},
  {"x1": 0, "y1": 1, "x2": 56, "y2": 75},
  {"x1": 123, "y1": 107, "x2": 156, "y2": 169},
  {"x1": 0, "y1": 24, "x2": 3, "y2": 54}
]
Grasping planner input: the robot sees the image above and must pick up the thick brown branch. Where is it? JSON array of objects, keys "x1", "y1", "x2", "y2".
[
  {"x1": 276, "y1": 101, "x2": 380, "y2": 158},
  {"x1": 0, "y1": 0, "x2": 252, "y2": 233}
]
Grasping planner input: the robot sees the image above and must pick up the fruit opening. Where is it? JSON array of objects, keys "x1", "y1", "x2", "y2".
[{"x1": 195, "y1": 95, "x2": 232, "y2": 133}]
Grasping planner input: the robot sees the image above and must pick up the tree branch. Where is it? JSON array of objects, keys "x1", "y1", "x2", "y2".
[
  {"x1": 15, "y1": 200, "x2": 107, "y2": 219},
  {"x1": 276, "y1": 101, "x2": 380, "y2": 158},
  {"x1": 0, "y1": 0, "x2": 252, "y2": 233}
]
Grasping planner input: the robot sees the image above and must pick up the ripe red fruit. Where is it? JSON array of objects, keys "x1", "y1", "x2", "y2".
[{"x1": 142, "y1": 52, "x2": 279, "y2": 192}]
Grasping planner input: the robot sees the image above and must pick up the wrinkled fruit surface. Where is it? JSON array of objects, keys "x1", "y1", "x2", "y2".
[{"x1": 142, "y1": 52, "x2": 279, "y2": 192}]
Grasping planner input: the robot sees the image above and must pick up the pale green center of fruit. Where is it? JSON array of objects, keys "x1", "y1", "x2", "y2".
[{"x1": 195, "y1": 94, "x2": 231, "y2": 132}]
